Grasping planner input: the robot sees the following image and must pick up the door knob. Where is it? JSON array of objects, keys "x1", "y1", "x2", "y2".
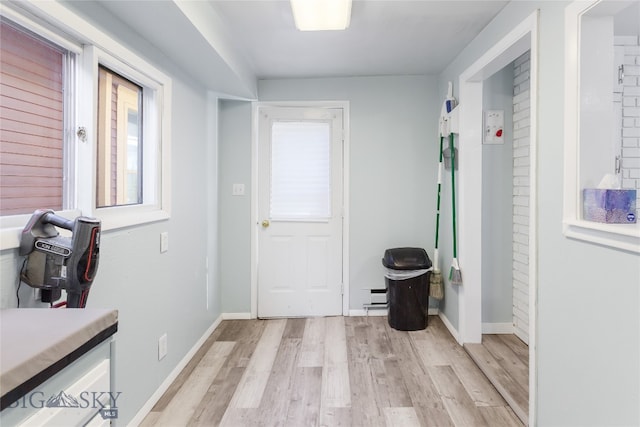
[{"x1": 261, "y1": 220, "x2": 270, "y2": 228}]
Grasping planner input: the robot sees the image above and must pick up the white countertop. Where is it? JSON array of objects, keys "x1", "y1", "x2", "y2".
[{"x1": 0, "y1": 308, "x2": 118, "y2": 403}]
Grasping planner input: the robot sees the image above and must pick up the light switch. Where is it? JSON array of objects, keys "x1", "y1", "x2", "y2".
[
  {"x1": 232, "y1": 183, "x2": 245, "y2": 196},
  {"x1": 160, "y1": 232, "x2": 169, "y2": 253}
]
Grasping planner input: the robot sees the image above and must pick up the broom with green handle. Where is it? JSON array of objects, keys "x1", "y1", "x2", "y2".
[
  {"x1": 449, "y1": 132, "x2": 463, "y2": 285},
  {"x1": 429, "y1": 134, "x2": 445, "y2": 299}
]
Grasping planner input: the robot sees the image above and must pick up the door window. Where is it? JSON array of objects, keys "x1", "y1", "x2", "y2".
[{"x1": 270, "y1": 121, "x2": 331, "y2": 220}]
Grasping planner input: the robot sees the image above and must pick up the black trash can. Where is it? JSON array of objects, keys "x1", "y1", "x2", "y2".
[{"x1": 382, "y1": 247, "x2": 432, "y2": 331}]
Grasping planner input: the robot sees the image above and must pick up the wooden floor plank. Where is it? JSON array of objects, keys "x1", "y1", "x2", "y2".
[
  {"x1": 218, "y1": 319, "x2": 264, "y2": 342},
  {"x1": 428, "y1": 365, "x2": 490, "y2": 427},
  {"x1": 218, "y1": 408, "x2": 259, "y2": 427},
  {"x1": 284, "y1": 367, "x2": 322, "y2": 427},
  {"x1": 410, "y1": 318, "x2": 455, "y2": 367},
  {"x1": 319, "y1": 407, "x2": 352, "y2": 426},
  {"x1": 411, "y1": 315, "x2": 505, "y2": 408},
  {"x1": 322, "y1": 316, "x2": 351, "y2": 408},
  {"x1": 383, "y1": 407, "x2": 421, "y2": 427},
  {"x1": 482, "y1": 335, "x2": 528, "y2": 392},
  {"x1": 283, "y1": 317, "x2": 306, "y2": 339},
  {"x1": 479, "y1": 405, "x2": 525, "y2": 427},
  {"x1": 143, "y1": 316, "x2": 526, "y2": 427},
  {"x1": 464, "y1": 342, "x2": 528, "y2": 425},
  {"x1": 447, "y1": 343, "x2": 507, "y2": 407},
  {"x1": 356, "y1": 317, "x2": 412, "y2": 409},
  {"x1": 411, "y1": 336, "x2": 449, "y2": 367},
  {"x1": 150, "y1": 320, "x2": 228, "y2": 411},
  {"x1": 225, "y1": 319, "x2": 287, "y2": 409},
  {"x1": 345, "y1": 317, "x2": 386, "y2": 426},
  {"x1": 138, "y1": 410, "x2": 161, "y2": 427},
  {"x1": 190, "y1": 320, "x2": 266, "y2": 426},
  {"x1": 220, "y1": 319, "x2": 266, "y2": 368},
  {"x1": 382, "y1": 358, "x2": 413, "y2": 408},
  {"x1": 383, "y1": 320, "x2": 454, "y2": 427},
  {"x1": 189, "y1": 366, "x2": 246, "y2": 427},
  {"x1": 153, "y1": 341, "x2": 235, "y2": 426},
  {"x1": 258, "y1": 337, "x2": 302, "y2": 425},
  {"x1": 498, "y1": 334, "x2": 529, "y2": 366},
  {"x1": 299, "y1": 316, "x2": 325, "y2": 368}
]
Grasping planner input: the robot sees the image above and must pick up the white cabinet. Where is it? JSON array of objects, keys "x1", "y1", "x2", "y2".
[
  {"x1": 1, "y1": 339, "x2": 116, "y2": 427},
  {"x1": 1, "y1": 309, "x2": 119, "y2": 426}
]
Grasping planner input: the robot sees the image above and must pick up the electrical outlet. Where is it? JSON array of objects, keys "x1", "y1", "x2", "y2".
[
  {"x1": 232, "y1": 183, "x2": 245, "y2": 196},
  {"x1": 160, "y1": 232, "x2": 169, "y2": 253},
  {"x1": 158, "y1": 333, "x2": 167, "y2": 360}
]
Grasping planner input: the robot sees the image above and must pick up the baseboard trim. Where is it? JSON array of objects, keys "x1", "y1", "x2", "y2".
[
  {"x1": 128, "y1": 314, "x2": 223, "y2": 426},
  {"x1": 349, "y1": 308, "x2": 388, "y2": 316},
  {"x1": 482, "y1": 322, "x2": 514, "y2": 334},
  {"x1": 438, "y1": 311, "x2": 461, "y2": 344},
  {"x1": 348, "y1": 308, "x2": 439, "y2": 317},
  {"x1": 222, "y1": 312, "x2": 252, "y2": 320}
]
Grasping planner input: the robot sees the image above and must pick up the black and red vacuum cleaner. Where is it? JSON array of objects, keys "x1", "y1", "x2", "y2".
[{"x1": 19, "y1": 209, "x2": 101, "y2": 308}]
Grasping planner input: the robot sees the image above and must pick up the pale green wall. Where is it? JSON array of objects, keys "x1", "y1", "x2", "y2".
[
  {"x1": 218, "y1": 100, "x2": 253, "y2": 313},
  {"x1": 482, "y1": 65, "x2": 515, "y2": 325},
  {"x1": 438, "y1": 1, "x2": 639, "y2": 424},
  {"x1": 257, "y1": 76, "x2": 440, "y2": 311},
  {"x1": 1, "y1": 1, "x2": 638, "y2": 425},
  {"x1": 0, "y1": 3, "x2": 222, "y2": 424}
]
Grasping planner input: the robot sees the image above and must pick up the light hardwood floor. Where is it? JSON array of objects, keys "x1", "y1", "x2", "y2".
[
  {"x1": 464, "y1": 335, "x2": 529, "y2": 426},
  {"x1": 140, "y1": 316, "x2": 523, "y2": 427}
]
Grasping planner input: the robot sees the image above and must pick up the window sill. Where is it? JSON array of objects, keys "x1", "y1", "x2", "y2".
[
  {"x1": 563, "y1": 219, "x2": 640, "y2": 253},
  {"x1": 96, "y1": 206, "x2": 170, "y2": 231},
  {"x1": 0, "y1": 207, "x2": 169, "y2": 251},
  {"x1": 0, "y1": 210, "x2": 81, "y2": 251}
]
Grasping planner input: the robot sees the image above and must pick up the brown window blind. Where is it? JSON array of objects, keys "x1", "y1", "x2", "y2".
[{"x1": 0, "y1": 20, "x2": 65, "y2": 216}]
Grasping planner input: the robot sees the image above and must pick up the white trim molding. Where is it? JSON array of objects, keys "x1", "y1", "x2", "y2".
[
  {"x1": 222, "y1": 312, "x2": 252, "y2": 320},
  {"x1": 348, "y1": 308, "x2": 439, "y2": 317},
  {"x1": 438, "y1": 311, "x2": 461, "y2": 344},
  {"x1": 482, "y1": 322, "x2": 515, "y2": 334}
]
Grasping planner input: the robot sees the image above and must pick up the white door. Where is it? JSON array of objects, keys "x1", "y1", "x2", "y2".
[{"x1": 257, "y1": 106, "x2": 344, "y2": 318}]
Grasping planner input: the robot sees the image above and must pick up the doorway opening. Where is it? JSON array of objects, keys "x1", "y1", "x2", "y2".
[{"x1": 456, "y1": 11, "x2": 538, "y2": 427}]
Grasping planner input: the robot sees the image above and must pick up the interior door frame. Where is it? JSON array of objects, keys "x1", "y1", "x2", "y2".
[
  {"x1": 457, "y1": 10, "x2": 538, "y2": 427},
  {"x1": 250, "y1": 101, "x2": 350, "y2": 318}
]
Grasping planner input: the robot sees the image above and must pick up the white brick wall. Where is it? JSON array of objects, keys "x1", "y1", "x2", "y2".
[
  {"x1": 615, "y1": 36, "x2": 640, "y2": 212},
  {"x1": 512, "y1": 51, "x2": 530, "y2": 344}
]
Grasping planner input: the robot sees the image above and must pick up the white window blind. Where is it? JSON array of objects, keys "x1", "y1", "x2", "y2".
[
  {"x1": 0, "y1": 19, "x2": 68, "y2": 216},
  {"x1": 270, "y1": 121, "x2": 331, "y2": 220}
]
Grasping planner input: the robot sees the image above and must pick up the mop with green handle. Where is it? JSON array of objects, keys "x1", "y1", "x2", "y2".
[{"x1": 448, "y1": 131, "x2": 463, "y2": 285}]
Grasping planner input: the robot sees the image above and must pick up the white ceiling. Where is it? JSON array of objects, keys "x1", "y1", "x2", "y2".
[
  {"x1": 210, "y1": 0, "x2": 509, "y2": 79},
  {"x1": 86, "y1": 0, "x2": 509, "y2": 97}
]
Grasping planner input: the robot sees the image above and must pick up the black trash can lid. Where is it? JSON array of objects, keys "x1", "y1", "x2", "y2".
[{"x1": 382, "y1": 247, "x2": 431, "y2": 270}]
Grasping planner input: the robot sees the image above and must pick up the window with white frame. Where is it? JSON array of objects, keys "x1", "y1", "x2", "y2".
[
  {"x1": 0, "y1": 5, "x2": 171, "y2": 249},
  {"x1": 82, "y1": 44, "x2": 170, "y2": 230}
]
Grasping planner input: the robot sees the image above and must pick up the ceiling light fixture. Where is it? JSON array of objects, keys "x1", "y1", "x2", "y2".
[{"x1": 290, "y1": 0, "x2": 352, "y2": 31}]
